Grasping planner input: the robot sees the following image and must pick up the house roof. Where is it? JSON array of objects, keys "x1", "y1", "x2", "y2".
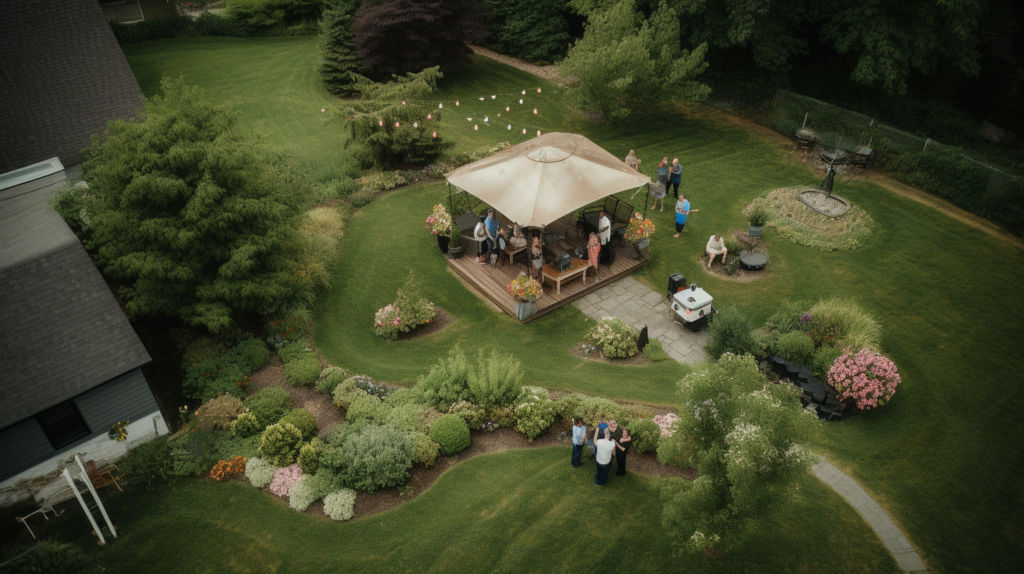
[
  {"x1": 0, "y1": 0, "x2": 144, "y2": 172},
  {"x1": 0, "y1": 174, "x2": 151, "y2": 429}
]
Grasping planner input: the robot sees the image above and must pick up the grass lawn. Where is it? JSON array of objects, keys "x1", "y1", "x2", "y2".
[
  {"x1": 56, "y1": 449, "x2": 898, "y2": 574},
  {"x1": 113, "y1": 40, "x2": 1023, "y2": 572}
]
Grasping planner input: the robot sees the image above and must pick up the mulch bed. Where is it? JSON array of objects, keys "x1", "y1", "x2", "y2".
[
  {"x1": 570, "y1": 343, "x2": 651, "y2": 366},
  {"x1": 396, "y1": 307, "x2": 454, "y2": 341},
  {"x1": 702, "y1": 231, "x2": 771, "y2": 283}
]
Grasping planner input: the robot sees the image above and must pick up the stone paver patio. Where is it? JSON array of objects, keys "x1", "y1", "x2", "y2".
[{"x1": 574, "y1": 276, "x2": 709, "y2": 365}]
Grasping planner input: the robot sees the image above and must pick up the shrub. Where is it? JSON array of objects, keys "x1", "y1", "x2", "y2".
[
  {"x1": 194, "y1": 395, "x2": 247, "y2": 431},
  {"x1": 554, "y1": 392, "x2": 589, "y2": 420},
  {"x1": 813, "y1": 345, "x2": 845, "y2": 378},
  {"x1": 410, "y1": 432, "x2": 441, "y2": 467},
  {"x1": 808, "y1": 298, "x2": 882, "y2": 352},
  {"x1": 572, "y1": 396, "x2": 626, "y2": 427},
  {"x1": 384, "y1": 403, "x2": 431, "y2": 434},
  {"x1": 763, "y1": 302, "x2": 806, "y2": 334},
  {"x1": 258, "y1": 423, "x2": 304, "y2": 467},
  {"x1": 168, "y1": 425, "x2": 219, "y2": 476},
  {"x1": 467, "y1": 350, "x2": 524, "y2": 408},
  {"x1": 585, "y1": 317, "x2": 640, "y2": 358},
  {"x1": 347, "y1": 394, "x2": 387, "y2": 424},
  {"x1": 119, "y1": 436, "x2": 174, "y2": 487},
  {"x1": 234, "y1": 338, "x2": 272, "y2": 372},
  {"x1": 1, "y1": 540, "x2": 98, "y2": 574},
  {"x1": 268, "y1": 464, "x2": 304, "y2": 497},
  {"x1": 244, "y1": 387, "x2": 292, "y2": 427},
  {"x1": 422, "y1": 142, "x2": 512, "y2": 178},
  {"x1": 705, "y1": 305, "x2": 759, "y2": 360},
  {"x1": 230, "y1": 412, "x2": 263, "y2": 438},
  {"x1": 245, "y1": 456, "x2": 278, "y2": 488},
  {"x1": 642, "y1": 339, "x2": 670, "y2": 362},
  {"x1": 416, "y1": 347, "x2": 472, "y2": 409},
  {"x1": 288, "y1": 470, "x2": 335, "y2": 511},
  {"x1": 348, "y1": 187, "x2": 376, "y2": 207},
  {"x1": 653, "y1": 413, "x2": 681, "y2": 437},
  {"x1": 337, "y1": 424, "x2": 416, "y2": 492},
  {"x1": 374, "y1": 273, "x2": 436, "y2": 340},
  {"x1": 828, "y1": 349, "x2": 901, "y2": 410},
  {"x1": 182, "y1": 336, "x2": 228, "y2": 367},
  {"x1": 485, "y1": 405, "x2": 514, "y2": 429},
  {"x1": 512, "y1": 386, "x2": 556, "y2": 441},
  {"x1": 316, "y1": 366, "x2": 350, "y2": 395},
  {"x1": 749, "y1": 328, "x2": 781, "y2": 360},
  {"x1": 297, "y1": 440, "x2": 321, "y2": 474},
  {"x1": 182, "y1": 355, "x2": 247, "y2": 400},
  {"x1": 210, "y1": 456, "x2": 247, "y2": 482},
  {"x1": 333, "y1": 376, "x2": 368, "y2": 409},
  {"x1": 624, "y1": 418, "x2": 661, "y2": 453},
  {"x1": 280, "y1": 409, "x2": 318, "y2": 440},
  {"x1": 209, "y1": 432, "x2": 261, "y2": 460},
  {"x1": 429, "y1": 414, "x2": 471, "y2": 455},
  {"x1": 324, "y1": 488, "x2": 358, "y2": 521},
  {"x1": 481, "y1": 0, "x2": 569, "y2": 63},
  {"x1": 385, "y1": 387, "x2": 427, "y2": 407},
  {"x1": 776, "y1": 332, "x2": 816, "y2": 366},
  {"x1": 319, "y1": 0, "x2": 361, "y2": 96},
  {"x1": 284, "y1": 353, "x2": 322, "y2": 387},
  {"x1": 656, "y1": 430, "x2": 697, "y2": 468},
  {"x1": 447, "y1": 400, "x2": 488, "y2": 429}
]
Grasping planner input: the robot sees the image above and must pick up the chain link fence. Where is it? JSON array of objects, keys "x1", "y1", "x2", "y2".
[{"x1": 704, "y1": 86, "x2": 1023, "y2": 234}]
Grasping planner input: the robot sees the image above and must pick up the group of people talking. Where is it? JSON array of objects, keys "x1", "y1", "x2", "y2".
[{"x1": 571, "y1": 418, "x2": 632, "y2": 485}]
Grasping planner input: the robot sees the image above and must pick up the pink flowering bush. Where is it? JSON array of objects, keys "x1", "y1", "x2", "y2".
[
  {"x1": 268, "y1": 464, "x2": 304, "y2": 498},
  {"x1": 373, "y1": 274, "x2": 436, "y2": 340},
  {"x1": 828, "y1": 349, "x2": 901, "y2": 410},
  {"x1": 653, "y1": 413, "x2": 681, "y2": 437}
]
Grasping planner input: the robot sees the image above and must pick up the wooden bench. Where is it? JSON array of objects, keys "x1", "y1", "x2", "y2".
[{"x1": 542, "y1": 257, "x2": 589, "y2": 294}]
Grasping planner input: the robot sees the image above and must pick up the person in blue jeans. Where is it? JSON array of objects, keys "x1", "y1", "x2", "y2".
[
  {"x1": 594, "y1": 428, "x2": 615, "y2": 486},
  {"x1": 571, "y1": 419, "x2": 587, "y2": 467}
]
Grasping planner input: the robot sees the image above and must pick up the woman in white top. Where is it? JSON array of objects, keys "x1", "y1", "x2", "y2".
[
  {"x1": 705, "y1": 233, "x2": 727, "y2": 269},
  {"x1": 593, "y1": 427, "x2": 615, "y2": 485}
]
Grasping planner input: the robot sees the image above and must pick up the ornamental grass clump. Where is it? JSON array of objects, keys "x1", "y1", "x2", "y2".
[
  {"x1": 324, "y1": 488, "x2": 357, "y2": 521},
  {"x1": 585, "y1": 317, "x2": 639, "y2": 358},
  {"x1": 512, "y1": 386, "x2": 556, "y2": 441},
  {"x1": 245, "y1": 457, "x2": 277, "y2": 488},
  {"x1": 374, "y1": 273, "x2": 436, "y2": 340},
  {"x1": 316, "y1": 366, "x2": 349, "y2": 395},
  {"x1": 268, "y1": 464, "x2": 304, "y2": 497},
  {"x1": 828, "y1": 349, "x2": 901, "y2": 410},
  {"x1": 467, "y1": 350, "x2": 523, "y2": 408}
]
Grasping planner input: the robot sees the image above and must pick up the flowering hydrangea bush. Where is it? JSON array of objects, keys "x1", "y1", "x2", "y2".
[
  {"x1": 512, "y1": 386, "x2": 556, "y2": 441},
  {"x1": 585, "y1": 317, "x2": 639, "y2": 358},
  {"x1": 268, "y1": 464, "x2": 304, "y2": 497},
  {"x1": 424, "y1": 204, "x2": 452, "y2": 237},
  {"x1": 323, "y1": 488, "x2": 357, "y2": 521},
  {"x1": 828, "y1": 348, "x2": 901, "y2": 410},
  {"x1": 653, "y1": 413, "x2": 681, "y2": 437},
  {"x1": 623, "y1": 212, "x2": 656, "y2": 242},
  {"x1": 506, "y1": 273, "x2": 542, "y2": 303}
]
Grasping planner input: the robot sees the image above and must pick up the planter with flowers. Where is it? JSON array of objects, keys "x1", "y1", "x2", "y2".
[
  {"x1": 109, "y1": 420, "x2": 129, "y2": 441},
  {"x1": 425, "y1": 204, "x2": 452, "y2": 254},
  {"x1": 506, "y1": 273, "x2": 542, "y2": 321},
  {"x1": 623, "y1": 212, "x2": 655, "y2": 259}
]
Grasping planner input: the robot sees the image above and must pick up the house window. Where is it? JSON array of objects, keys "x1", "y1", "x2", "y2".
[{"x1": 36, "y1": 401, "x2": 90, "y2": 449}]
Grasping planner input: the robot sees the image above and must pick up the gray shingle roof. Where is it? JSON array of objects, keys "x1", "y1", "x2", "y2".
[
  {"x1": 0, "y1": 175, "x2": 151, "y2": 429},
  {"x1": 0, "y1": 0, "x2": 144, "y2": 172}
]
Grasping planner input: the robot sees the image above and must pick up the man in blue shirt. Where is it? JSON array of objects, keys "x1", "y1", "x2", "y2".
[
  {"x1": 674, "y1": 195, "x2": 697, "y2": 238},
  {"x1": 571, "y1": 419, "x2": 587, "y2": 467},
  {"x1": 484, "y1": 209, "x2": 499, "y2": 260}
]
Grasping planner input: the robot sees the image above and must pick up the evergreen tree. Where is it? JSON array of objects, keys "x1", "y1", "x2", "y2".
[
  {"x1": 319, "y1": 0, "x2": 361, "y2": 96},
  {"x1": 72, "y1": 77, "x2": 307, "y2": 332}
]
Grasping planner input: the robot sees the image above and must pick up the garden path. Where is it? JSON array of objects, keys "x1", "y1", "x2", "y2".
[
  {"x1": 574, "y1": 276, "x2": 709, "y2": 365},
  {"x1": 813, "y1": 460, "x2": 927, "y2": 571},
  {"x1": 468, "y1": 45, "x2": 564, "y2": 84}
]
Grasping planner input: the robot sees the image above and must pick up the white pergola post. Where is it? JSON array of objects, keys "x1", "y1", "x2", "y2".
[
  {"x1": 75, "y1": 455, "x2": 117, "y2": 539},
  {"x1": 61, "y1": 468, "x2": 105, "y2": 545}
]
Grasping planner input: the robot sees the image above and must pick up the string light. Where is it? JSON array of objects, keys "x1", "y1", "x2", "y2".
[
  {"x1": 521, "y1": 90, "x2": 526, "y2": 95},
  {"x1": 379, "y1": 120, "x2": 383, "y2": 126},
  {"x1": 395, "y1": 121, "x2": 400, "y2": 127},
  {"x1": 506, "y1": 106, "x2": 510, "y2": 112},
  {"x1": 522, "y1": 129, "x2": 527, "y2": 134},
  {"x1": 537, "y1": 130, "x2": 541, "y2": 136},
  {"x1": 414, "y1": 122, "x2": 418, "y2": 128},
  {"x1": 537, "y1": 88, "x2": 542, "y2": 93},
  {"x1": 439, "y1": 103, "x2": 443, "y2": 109},
  {"x1": 519, "y1": 99, "x2": 523, "y2": 104},
  {"x1": 401, "y1": 101, "x2": 406, "y2": 105},
  {"x1": 483, "y1": 116, "x2": 488, "y2": 122},
  {"x1": 507, "y1": 125, "x2": 511, "y2": 130},
  {"x1": 456, "y1": 101, "x2": 459, "y2": 106},
  {"x1": 491, "y1": 95, "x2": 496, "y2": 99},
  {"x1": 432, "y1": 131, "x2": 436, "y2": 138},
  {"x1": 320, "y1": 108, "x2": 325, "y2": 113},
  {"x1": 427, "y1": 114, "x2": 432, "y2": 119},
  {"x1": 479, "y1": 97, "x2": 484, "y2": 101}
]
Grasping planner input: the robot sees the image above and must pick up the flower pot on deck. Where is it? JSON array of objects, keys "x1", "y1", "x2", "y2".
[
  {"x1": 447, "y1": 244, "x2": 463, "y2": 259},
  {"x1": 630, "y1": 239, "x2": 651, "y2": 259},
  {"x1": 437, "y1": 235, "x2": 450, "y2": 254},
  {"x1": 514, "y1": 300, "x2": 538, "y2": 321}
]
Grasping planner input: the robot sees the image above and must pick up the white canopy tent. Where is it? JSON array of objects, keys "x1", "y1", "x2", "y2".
[{"x1": 444, "y1": 132, "x2": 651, "y2": 227}]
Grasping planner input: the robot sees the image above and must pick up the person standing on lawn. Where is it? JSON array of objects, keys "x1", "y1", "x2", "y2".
[
  {"x1": 668, "y1": 158, "x2": 682, "y2": 200},
  {"x1": 657, "y1": 157, "x2": 670, "y2": 192},
  {"x1": 594, "y1": 427, "x2": 615, "y2": 485},
  {"x1": 571, "y1": 419, "x2": 587, "y2": 468},
  {"x1": 615, "y1": 428, "x2": 633, "y2": 476},
  {"x1": 674, "y1": 195, "x2": 697, "y2": 238}
]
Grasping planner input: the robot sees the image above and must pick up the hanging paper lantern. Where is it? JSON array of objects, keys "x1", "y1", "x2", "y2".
[
  {"x1": 537, "y1": 130, "x2": 541, "y2": 136},
  {"x1": 395, "y1": 121, "x2": 400, "y2": 127},
  {"x1": 522, "y1": 128, "x2": 527, "y2": 134},
  {"x1": 479, "y1": 97, "x2": 485, "y2": 101},
  {"x1": 432, "y1": 131, "x2": 437, "y2": 138},
  {"x1": 379, "y1": 120, "x2": 383, "y2": 126},
  {"x1": 414, "y1": 122, "x2": 418, "y2": 128},
  {"x1": 507, "y1": 125, "x2": 511, "y2": 130},
  {"x1": 533, "y1": 109, "x2": 538, "y2": 114},
  {"x1": 467, "y1": 117, "x2": 472, "y2": 121},
  {"x1": 521, "y1": 90, "x2": 526, "y2": 95},
  {"x1": 483, "y1": 116, "x2": 488, "y2": 122},
  {"x1": 320, "y1": 108, "x2": 325, "y2": 113},
  {"x1": 401, "y1": 101, "x2": 406, "y2": 105},
  {"x1": 506, "y1": 106, "x2": 510, "y2": 112},
  {"x1": 519, "y1": 99, "x2": 523, "y2": 104},
  {"x1": 427, "y1": 113, "x2": 432, "y2": 119},
  {"x1": 474, "y1": 125, "x2": 478, "y2": 131},
  {"x1": 491, "y1": 95, "x2": 496, "y2": 99},
  {"x1": 456, "y1": 101, "x2": 460, "y2": 106},
  {"x1": 537, "y1": 88, "x2": 542, "y2": 93},
  {"x1": 497, "y1": 113, "x2": 501, "y2": 117},
  {"x1": 439, "y1": 103, "x2": 443, "y2": 109}
]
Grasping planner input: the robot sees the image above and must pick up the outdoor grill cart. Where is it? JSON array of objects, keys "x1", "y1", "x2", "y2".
[{"x1": 670, "y1": 284, "x2": 716, "y2": 331}]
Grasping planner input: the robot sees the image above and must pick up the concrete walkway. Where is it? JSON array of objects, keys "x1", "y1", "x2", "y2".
[
  {"x1": 574, "y1": 276, "x2": 709, "y2": 365},
  {"x1": 813, "y1": 460, "x2": 927, "y2": 571}
]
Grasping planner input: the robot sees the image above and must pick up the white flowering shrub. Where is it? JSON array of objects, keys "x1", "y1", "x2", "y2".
[
  {"x1": 288, "y1": 471, "x2": 336, "y2": 512},
  {"x1": 585, "y1": 317, "x2": 639, "y2": 358},
  {"x1": 512, "y1": 386, "x2": 556, "y2": 441},
  {"x1": 323, "y1": 488, "x2": 357, "y2": 521},
  {"x1": 245, "y1": 456, "x2": 277, "y2": 488}
]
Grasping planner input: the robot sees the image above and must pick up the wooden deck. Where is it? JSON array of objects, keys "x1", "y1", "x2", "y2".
[{"x1": 447, "y1": 215, "x2": 649, "y2": 322}]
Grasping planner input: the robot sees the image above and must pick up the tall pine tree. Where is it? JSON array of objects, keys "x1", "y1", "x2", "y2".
[{"x1": 319, "y1": 0, "x2": 361, "y2": 96}]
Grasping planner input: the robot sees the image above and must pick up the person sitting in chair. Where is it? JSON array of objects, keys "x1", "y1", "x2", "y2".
[
  {"x1": 706, "y1": 233, "x2": 728, "y2": 269},
  {"x1": 509, "y1": 224, "x2": 527, "y2": 249}
]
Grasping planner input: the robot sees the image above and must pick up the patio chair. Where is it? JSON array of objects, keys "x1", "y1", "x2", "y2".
[
  {"x1": 86, "y1": 459, "x2": 125, "y2": 492},
  {"x1": 15, "y1": 487, "x2": 75, "y2": 539}
]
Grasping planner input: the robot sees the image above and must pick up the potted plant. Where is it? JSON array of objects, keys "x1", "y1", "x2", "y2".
[
  {"x1": 425, "y1": 204, "x2": 452, "y2": 253},
  {"x1": 109, "y1": 420, "x2": 129, "y2": 441},
  {"x1": 506, "y1": 273, "x2": 542, "y2": 320},
  {"x1": 747, "y1": 205, "x2": 767, "y2": 238},
  {"x1": 447, "y1": 223, "x2": 463, "y2": 259},
  {"x1": 623, "y1": 212, "x2": 655, "y2": 259}
]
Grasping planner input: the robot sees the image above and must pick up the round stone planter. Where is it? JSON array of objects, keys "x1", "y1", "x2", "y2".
[
  {"x1": 448, "y1": 245, "x2": 463, "y2": 259},
  {"x1": 747, "y1": 226, "x2": 763, "y2": 238},
  {"x1": 514, "y1": 300, "x2": 538, "y2": 321}
]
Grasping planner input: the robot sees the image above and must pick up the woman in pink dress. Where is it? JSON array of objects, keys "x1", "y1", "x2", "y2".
[{"x1": 587, "y1": 232, "x2": 600, "y2": 276}]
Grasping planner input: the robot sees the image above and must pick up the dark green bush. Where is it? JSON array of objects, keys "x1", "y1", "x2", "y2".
[
  {"x1": 258, "y1": 422, "x2": 305, "y2": 466},
  {"x1": 297, "y1": 439, "x2": 321, "y2": 474},
  {"x1": 481, "y1": 0, "x2": 570, "y2": 63},
  {"x1": 227, "y1": 0, "x2": 322, "y2": 35},
  {"x1": 315, "y1": 366, "x2": 349, "y2": 395},
  {"x1": 280, "y1": 408, "x2": 318, "y2": 439},
  {"x1": 285, "y1": 354, "x2": 322, "y2": 387},
  {"x1": 119, "y1": 436, "x2": 174, "y2": 487},
  {"x1": 1, "y1": 540, "x2": 101, "y2": 574},
  {"x1": 348, "y1": 187, "x2": 376, "y2": 207},
  {"x1": 812, "y1": 345, "x2": 845, "y2": 378},
  {"x1": 231, "y1": 412, "x2": 263, "y2": 437},
  {"x1": 705, "y1": 305, "x2": 759, "y2": 360},
  {"x1": 182, "y1": 337, "x2": 271, "y2": 400},
  {"x1": 642, "y1": 339, "x2": 670, "y2": 362},
  {"x1": 279, "y1": 338, "x2": 312, "y2": 363},
  {"x1": 428, "y1": 414, "x2": 471, "y2": 455},
  {"x1": 337, "y1": 424, "x2": 415, "y2": 492},
  {"x1": 776, "y1": 331, "x2": 816, "y2": 366},
  {"x1": 234, "y1": 338, "x2": 271, "y2": 372},
  {"x1": 624, "y1": 418, "x2": 661, "y2": 454},
  {"x1": 571, "y1": 396, "x2": 626, "y2": 427},
  {"x1": 244, "y1": 387, "x2": 292, "y2": 427}
]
